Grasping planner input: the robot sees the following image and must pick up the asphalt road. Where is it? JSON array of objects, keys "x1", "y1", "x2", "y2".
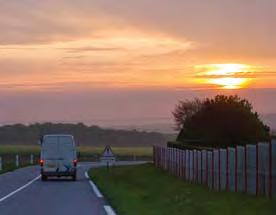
[{"x1": 0, "y1": 161, "x2": 147, "y2": 215}]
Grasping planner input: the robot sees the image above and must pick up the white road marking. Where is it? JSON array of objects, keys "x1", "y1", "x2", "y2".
[
  {"x1": 84, "y1": 171, "x2": 89, "y2": 179},
  {"x1": 104, "y1": 205, "x2": 117, "y2": 215},
  {"x1": 89, "y1": 180, "x2": 103, "y2": 198},
  {"x1": 85, "y1": 171, "x2": 103, "y2": 198},
  {"x1": 0, "y1": 175, "x2": 41, "y2": 203},
  {"x1": 85, "y1": 171, "x2": 116, "y2": 214}
]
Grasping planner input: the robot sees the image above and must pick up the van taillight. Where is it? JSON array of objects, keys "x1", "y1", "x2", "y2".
[
  {"x1": 73, "y1": 159, "x2": 77, "y2": 167},
  {"x1": 40, "y1": 159, "x2": 44, "y2": 166}
]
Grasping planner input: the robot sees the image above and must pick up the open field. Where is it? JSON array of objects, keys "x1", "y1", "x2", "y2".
[
  {"x1": 89, "y1": 164, "x2": 276, "y2": 215},
  {"x1": 0, "y1": 145, "x2": 152, "y2": 174},
  {"x1": 0, "y1": 145, "x2": 40, "y2": 155}
]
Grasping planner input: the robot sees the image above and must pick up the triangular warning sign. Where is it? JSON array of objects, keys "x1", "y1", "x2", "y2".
[{"x1": 102, "y1": 145, "x2": 115, "y2": 157}]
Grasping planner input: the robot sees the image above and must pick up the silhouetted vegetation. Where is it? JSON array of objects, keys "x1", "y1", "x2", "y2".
[
  {"x1": 173, "y1": 95, "x2": 270, "y2": 148},
  {"x1": 0, "y1": 123, "x2": 167, "y2": 147}
]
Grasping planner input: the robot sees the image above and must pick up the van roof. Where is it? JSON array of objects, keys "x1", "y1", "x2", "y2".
[{"x1": 43, "y1": 134, "x2": 74, "y2": 138}]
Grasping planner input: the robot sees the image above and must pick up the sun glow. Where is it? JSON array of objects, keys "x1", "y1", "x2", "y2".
[
  {"x1": 208, "y1": 77, "x2": 248, "y2": 89},
  {"x1": 195, "y1": 64, "x2": 252, "y2": 89}
]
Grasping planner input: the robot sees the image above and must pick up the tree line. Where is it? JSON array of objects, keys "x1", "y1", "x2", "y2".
[{"x1": 0, "y1": 123, "x2": 167, "y2": 147}]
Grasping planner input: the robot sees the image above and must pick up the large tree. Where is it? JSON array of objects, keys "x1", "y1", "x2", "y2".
[{"x1": 174, "y1": 95, "x2": 270, "y2": 147}]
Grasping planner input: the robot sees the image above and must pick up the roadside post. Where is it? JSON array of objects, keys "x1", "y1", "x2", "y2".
[
  {"x1": 100, "y1": 145, "x2": 116, "y2": 169},
  {"x1": 0, "y1": 156, "x2": 2, "y2": 171},
  {"x1": 16, "y1": 154, "x2": 19, "y2": 167},
  {"x1": 30, "y1": 154, "x2": 34, "y2": 165}
]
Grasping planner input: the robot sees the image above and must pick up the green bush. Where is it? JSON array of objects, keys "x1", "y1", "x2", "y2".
[{"x1": 174, "y1": 95, "x2": 270, "y2": 148}]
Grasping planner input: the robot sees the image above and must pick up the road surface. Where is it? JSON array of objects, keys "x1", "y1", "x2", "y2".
[{"x1": 0, "y1": 161, "x2": 147, "y2": 215}]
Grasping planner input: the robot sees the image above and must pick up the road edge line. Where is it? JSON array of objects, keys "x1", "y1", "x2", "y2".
[
  {"x1": 85, "y1": 171, "x2": 103, "y2": 198},
  {"x1": 84, "y1": 171, "x2": 89, "y2": 179},
  {"x1": 104, "y1": 205, "x2": 117, "y2": 215},
  {"x1": 0, "y1": 175, "x2": 41, "y2": 203},
  {"x1": 89, "y1": 180, "x2": 103, "y2": 198}
]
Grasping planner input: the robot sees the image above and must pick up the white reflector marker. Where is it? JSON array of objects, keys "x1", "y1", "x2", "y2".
[{"x1": 84, "y1": 171, "x2": 89, "y2": 179}]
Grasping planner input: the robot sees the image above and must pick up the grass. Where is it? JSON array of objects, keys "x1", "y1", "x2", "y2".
[
  {"x1": 0, "y1": 163, "x2": 32, "y2": 175},
  {"x1": 0, "y1": 163, "x2": 17, "y2": 174},
  {"x1": 89, "y1": 164, "x2": 276, "y2": 215}
]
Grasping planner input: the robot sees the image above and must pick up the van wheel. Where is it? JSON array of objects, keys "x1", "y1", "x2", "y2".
[
  {"x1": 41, "y1": 175, "x2": 47, "y2": 181},
  {"x1": 72, "y1": 173, "x2": 76, "y2": 181}
]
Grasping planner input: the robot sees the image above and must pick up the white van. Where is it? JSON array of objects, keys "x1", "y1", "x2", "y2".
[{"x1": 40, "y1": 134, "x2": 77, "y2": 181}]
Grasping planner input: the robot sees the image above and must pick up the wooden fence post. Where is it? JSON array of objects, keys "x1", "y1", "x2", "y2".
[
  {"x1": 165, "y1": 147, "x2": 168, "y2": 170},
  {"x1": 201, "y1": 151, "x2": 203, "y2": 184},
  {"x1": 235, "y1": 146, "x2": 238, "y2": 192},
  {"x1": 196, "y1": 151, "x2": 199, "y2": 183},
  {"x1": 218, "y1": 149, "x2": 221, "y2": 191},
  {"x1": 206, "y1": 151, "x2": 208, "y2": 185},
  {"x1": 153, "y1": 146, "x2": 155, "y2": 166},
  {"x1": 173, "y1": 148, "x2": 176, "y2": 176},
  {"x1": 163, "y1": 147, "x2": 165, "y2": 169},
  {"x1": 178, "y1": 149, "x2": 179, "y2": 176},
  {"x1": 181, "y1": 150, "x2": 184, "y2": 178},
  {"x1": 178, "y1": 149, "x2": 181, "y2": 177},
  {"x1": 244, "y1": 145, "x2": 247, "y2": 193},
  {"x1": 212, "y1": 150, "x2": 214, "y2": 189},
  {"x1": 160, "y1": 147, "x2": 162, "y2": 168},
  {"x1": 192, "y1": 150, "x2": 195, "y2": 182},
  {"x1": 0, "y1": 156, "x2": 2, "y2": 171},
  {"x1": 226, "y1": 148, "x2": 229, "y2": 191},
  {"x1": 256, "y1": 143, "x2": 259, "y2": 197},
  {"x1": 187, "y1": 150, "x2": 191, "y2": 181},
  {"x1": 269, "y1": 140, "x2": 272, "y2": 199}
]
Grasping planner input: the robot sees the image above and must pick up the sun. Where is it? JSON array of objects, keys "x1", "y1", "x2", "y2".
[
  {"x1": 208, "y1": 77, "x2": 248, "y2": 89},
  {"x1": 195, "y1": 64, "x2": 252, "y2": 89}
]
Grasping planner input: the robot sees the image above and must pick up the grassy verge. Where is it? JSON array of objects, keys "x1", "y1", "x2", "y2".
[
  {"x1": 89, "y1": 164, "x2": 275, "y2": 215},
  {"x1": 0, "y1": 163, "x2": 31, "y2": 175}
]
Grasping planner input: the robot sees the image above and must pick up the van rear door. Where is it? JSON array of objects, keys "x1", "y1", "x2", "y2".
[
  {"x1": 57, "y1": 136, "x2": 76, "y2": 172},
  {"x1": 42, "y1": 136, "x2": 59, "y2": 172}
]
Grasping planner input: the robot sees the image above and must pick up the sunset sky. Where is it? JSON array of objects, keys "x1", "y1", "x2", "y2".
[{"x1": 0, "y1": 0, "x2": 276, "y2": 129}]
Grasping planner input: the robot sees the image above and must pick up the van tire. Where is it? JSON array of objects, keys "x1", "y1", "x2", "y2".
[
  {"x1": 72, "y1": 173, "x2": 76, "y2": 181},
  {"x1": 41, "y1": 175, "x2": 47, "y2": 181}
]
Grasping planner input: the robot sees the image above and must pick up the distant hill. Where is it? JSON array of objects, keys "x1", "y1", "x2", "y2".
[{"x1": 0, "y1": 123, "x2": 168, "y2": 147}]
